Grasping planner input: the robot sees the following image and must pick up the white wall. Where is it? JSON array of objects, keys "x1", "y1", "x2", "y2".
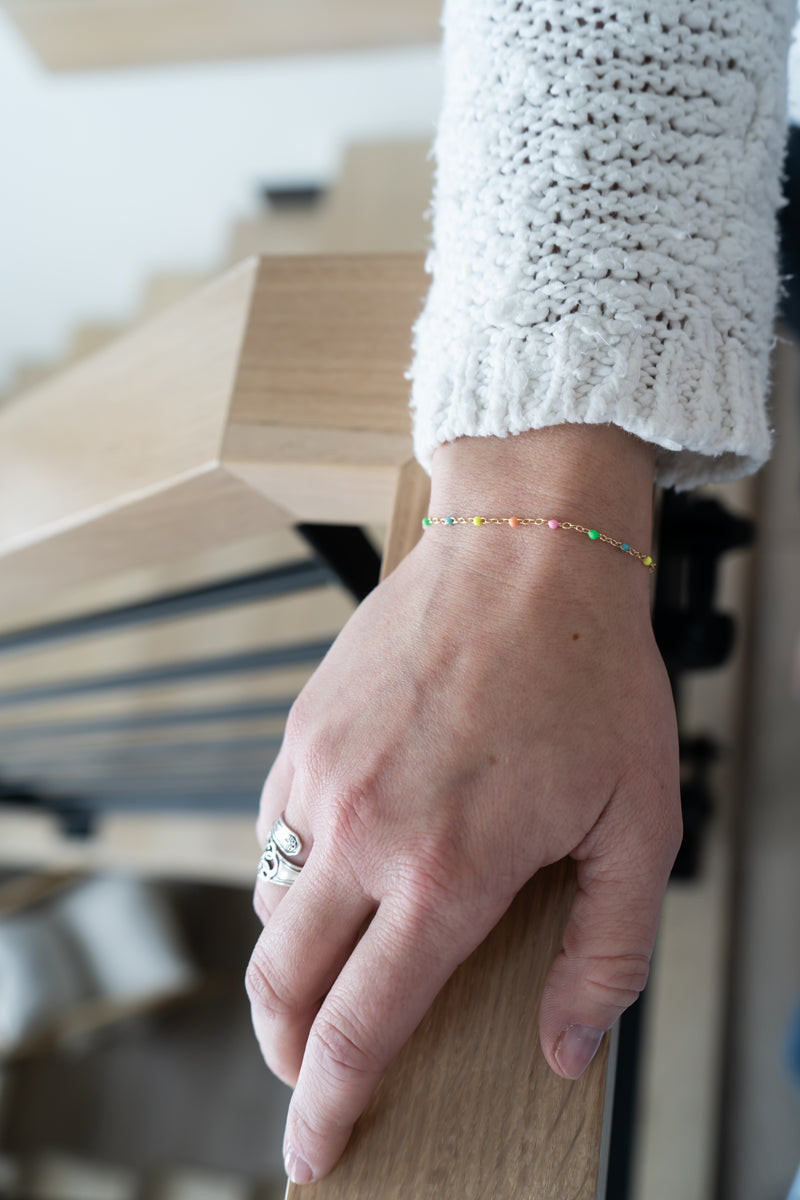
[
  {"x1": 3, "y1": 6, "x2": 800, "y2": 396},
  {"x1": 0, "y1": 14, "x2": 443, "y2": 392}
]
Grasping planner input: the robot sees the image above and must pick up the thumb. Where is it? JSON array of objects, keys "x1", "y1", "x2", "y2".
[{"x1": 539, "y1": 795, "x2": 682, "y2": 1080}]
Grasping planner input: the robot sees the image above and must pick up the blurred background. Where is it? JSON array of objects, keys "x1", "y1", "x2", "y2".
[{"x1": 0, "y1": 4, "x2": 799, "y2": 1199}]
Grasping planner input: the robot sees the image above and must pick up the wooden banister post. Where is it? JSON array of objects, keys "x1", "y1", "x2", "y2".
[{"x1": 288, "y1": 461, "x2": 615, "y2": 1200}]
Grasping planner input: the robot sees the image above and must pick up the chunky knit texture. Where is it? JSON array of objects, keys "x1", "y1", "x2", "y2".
[{"x1": 406, "y1": 0, "x2": 799, "y2": 489}]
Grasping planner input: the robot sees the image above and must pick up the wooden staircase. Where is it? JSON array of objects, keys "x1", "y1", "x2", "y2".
[
  {"x1": 0, "y1": 0, "x2": 443, "y2": 71},
  {"x1": 0, "y1": 138, "x2": 434, "y2": 410}
]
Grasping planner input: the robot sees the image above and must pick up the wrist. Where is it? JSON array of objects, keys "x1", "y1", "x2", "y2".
[
  {"x1": 429, "y1": 423, "x2": 656, "y2": 551},
  {"x1": 424, "y1": 424, "x2": 657, "y2": 606}
]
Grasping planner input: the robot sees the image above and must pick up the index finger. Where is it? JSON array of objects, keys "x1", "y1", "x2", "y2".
[{"x1": 282, "y1": 895, "x2": 491, "y2": 1185}]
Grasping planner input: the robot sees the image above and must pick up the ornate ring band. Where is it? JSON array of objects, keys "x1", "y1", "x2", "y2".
[
  {"x1": 257, "y1": 838, "x2": 302, "y2": 887},
  {"x1": 270, "y1": 813, "x2": 303, "y2": 860},
  {"x1": 256, "y1": 813, "x2": 305, "y2": 887}
]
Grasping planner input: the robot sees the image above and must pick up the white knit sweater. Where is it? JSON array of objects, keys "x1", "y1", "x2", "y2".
[{"x1": 406, "y1": 0, "x2": 799, "y2": 489}]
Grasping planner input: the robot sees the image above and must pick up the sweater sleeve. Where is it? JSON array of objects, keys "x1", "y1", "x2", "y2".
[{"x1": 405, "y1": 0, "x2": 799, "y2": 490}]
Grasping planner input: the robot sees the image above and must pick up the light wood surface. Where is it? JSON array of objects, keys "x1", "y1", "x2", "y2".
[
  {"x1": 380, "y1": 459, "x2": 429, "y2": 580},
  {"x1": 288, "y1": 880, "x2": 610, "y2": 1200},
  {"x1": 0, "y1": 589, "x2": 351, "y2": 691},
  {"x1": 222, "y1": 255, "x2": 423, "y2": 524},
  {"x1": 0, "y1": 811, "x2": 262, "y2": 884},
  {"x1": 0, "y1": 0, "x2": 442, "y2": 71},
  {"x1": 0, "y1": 254, "x2": 424, "y2": 619},
  {"x1": 228, "y1": 141, "x2": 433, "y2": 263},
  {"x1": 286, "y1": 459, "x2": 612, "y2": 1200},
  {"x1": 0, "y1": 527, "x2": 312, "y2": 634}
]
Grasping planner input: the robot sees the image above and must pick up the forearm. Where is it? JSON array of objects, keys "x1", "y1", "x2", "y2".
[
  {"x1": 408, "y1": 0, "x2": 795, "y2": 490},
  {"x1": 430, "y1": 425, "x2": 655, "y2": 541},
  {"x1": 426, "y1": 425, "x2": 657, "y2": 610}
]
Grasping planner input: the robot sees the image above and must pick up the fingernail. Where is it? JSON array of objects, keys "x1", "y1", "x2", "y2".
[
  {"x1": 555, "y1": 1024, "x2": 605, "y2": 1078},
  {"x1": 284, "y1": 1146, "x2": 314, "y2": 1185}
]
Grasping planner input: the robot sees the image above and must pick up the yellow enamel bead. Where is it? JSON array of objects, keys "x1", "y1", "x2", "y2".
[
  {"x1": 643, "y1": 555, "x2": 653, "y2": 566},
  {"x1": 473, "y1": 516, "x2": 483, "y2": 525}
]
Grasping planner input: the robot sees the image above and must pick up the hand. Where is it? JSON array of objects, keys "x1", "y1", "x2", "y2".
[{"x1": 246, "y1": 424, "x2": 682, "y2": 1185}]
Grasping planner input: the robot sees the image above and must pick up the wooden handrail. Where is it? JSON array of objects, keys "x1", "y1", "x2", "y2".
[{"x1": 0, "y1": 254, "x2": 423, "y2": 625}]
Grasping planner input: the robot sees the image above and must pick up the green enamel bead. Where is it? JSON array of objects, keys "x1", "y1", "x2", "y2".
[
  {"x1": 588, "y1": 529, "x2": 600, "y2": 540},
  {"x1": 421, "y1": 517, "x2": 431, "y2": 528}
]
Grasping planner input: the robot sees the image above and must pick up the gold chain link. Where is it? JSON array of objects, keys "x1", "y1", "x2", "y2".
[{"x1": 422, "y1": 516, "x2": 655, "y2": 572}]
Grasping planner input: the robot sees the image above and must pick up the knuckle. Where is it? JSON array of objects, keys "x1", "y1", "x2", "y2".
[
  {"x1": 244, "y1": 945, "x2": 295, "y2": 1022},
  {"x1": 287, "y1": 1105, "x2": 326, "y2": 1151},
  {"x1": 309, "y1": 1009, "x2": 380, "y2": 1086},
  {"x1": 283, "y1": 694, "x2": 307, "y2": 739},
  {"x1": 395, "y1": 831, "x2": 465, "y2": 913},
  {"x1": 324, "y1": 779, "x2": 381, "y2": 854},
  {"x1": 397, "y1": 858, "x2": 451, "y2": 921},
  {"x1": 584, "y1": 951, "x2": 652, "y2": 1009},
  {"x1": 283, "y1": 695, "x2": 317, "y2": 755},
  {"x1": 287, "y1": 1100, "x2": 349, "y2": 1156}
]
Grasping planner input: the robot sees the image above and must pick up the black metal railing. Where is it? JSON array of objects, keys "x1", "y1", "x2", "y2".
[{"x1": 0, "y1": 524, "x2": 381, "y2": 835}]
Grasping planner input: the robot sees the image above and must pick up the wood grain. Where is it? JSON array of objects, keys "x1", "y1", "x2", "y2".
[
  {"x1": 225, "y1": 255, "x2": 424, "y2": 435},
  {"x1": 286, "y1": 460, "x2": 612, "y2": 1200},
  {"x1": 0, "y1": 254, "x2": 425, "y2": 615},
  {"x1": 380, "y1": 458, "x2": 430, "y2": 581},
  {"x1": 289, "y1": 862, "x2": 609, "y2": 1199}
]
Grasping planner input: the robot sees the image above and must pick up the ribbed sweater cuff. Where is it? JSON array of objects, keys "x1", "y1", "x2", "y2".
[{"x1": 406, "y1": 310, "x2": 774, "y2": 490}]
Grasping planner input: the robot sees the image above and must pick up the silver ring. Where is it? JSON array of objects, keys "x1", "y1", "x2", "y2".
[
  {"x1": 271, "y1": 813, "x2": 303, "y2": 860},
  {"x1": 257, "y1": 839, "x2": 301, "y2": 887},
  {"x1": 257, "y1": 813, "x2": 304, "y2": 887}
]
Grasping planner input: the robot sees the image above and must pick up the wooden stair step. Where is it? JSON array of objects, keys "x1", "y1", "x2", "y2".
[
  {"x1": 228, "y1": 140, "x2": 433, "y2": 262},
  {"x1": 66, "y1": 322, "x2": 123, "y2": 363},
  {"x1": 0, "y1": 0, "x2": 443, "y2": 71}
]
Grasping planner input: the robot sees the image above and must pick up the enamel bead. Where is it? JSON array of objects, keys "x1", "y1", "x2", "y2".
[{"x1": 418, "y1": 515, "x2": 654, "y2": 572}]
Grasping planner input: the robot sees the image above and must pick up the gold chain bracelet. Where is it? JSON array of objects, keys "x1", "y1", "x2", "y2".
[{"x1": 421, "y1": 515, "x2": 655, "y2": 572}]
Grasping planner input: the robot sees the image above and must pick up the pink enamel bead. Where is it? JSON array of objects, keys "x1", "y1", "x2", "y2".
[{"x1": 548, "y1": 519, "x2": 560, "y2": 529}]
